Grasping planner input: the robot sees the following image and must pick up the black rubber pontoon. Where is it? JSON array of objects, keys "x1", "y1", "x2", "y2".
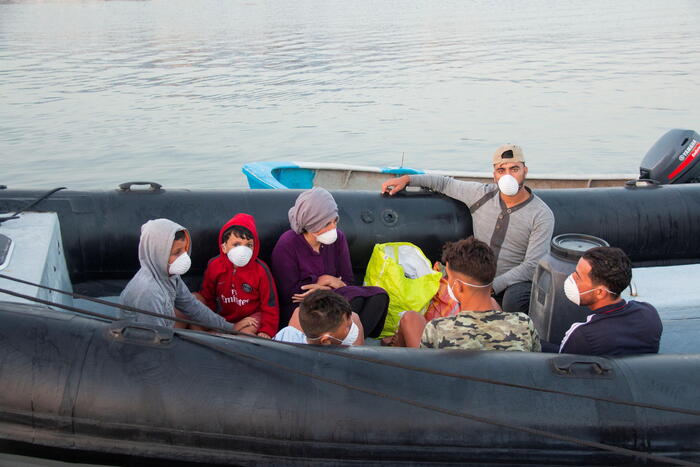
[
  {"x1": 0, "y1": 302, "x2": 698, "y2": 465},
  {"x1": 1, "y1": 185, "x2": 700, "y2": 465},
  {"x1": 1, "y1": 184, "x2": 700, "y2": 292}
]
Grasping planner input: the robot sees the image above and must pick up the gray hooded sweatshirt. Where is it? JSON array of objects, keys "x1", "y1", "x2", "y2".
[{"x1": 119, "y1": 218, "x2": 234, "y2": 331}]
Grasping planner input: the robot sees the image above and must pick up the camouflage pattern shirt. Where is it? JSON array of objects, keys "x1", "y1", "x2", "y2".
[{"x1": 420, "y1": 309, "x2": 541, "y2": 351}]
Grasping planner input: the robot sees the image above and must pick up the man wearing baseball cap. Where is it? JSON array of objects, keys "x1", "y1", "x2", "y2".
[{"x1": 381, "y1": 144, "x2": 554, "y2": 315}]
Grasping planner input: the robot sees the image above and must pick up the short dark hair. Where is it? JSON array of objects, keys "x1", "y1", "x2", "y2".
[
  {"x1": 174, "y1": 230, "x2": 187, "y2": 242},
  {"x1": 299, "y1": 290, "x2": 351, "y2": 338},
  {"x1": 222, "y1": 225, "x2": 253, "y2": 243},
  {"x1": 441, "y1": 236, "x2": 496, "y2": 285},
  {"x1": 582, "y1": 247, "x2": 632, "y2": 297}
]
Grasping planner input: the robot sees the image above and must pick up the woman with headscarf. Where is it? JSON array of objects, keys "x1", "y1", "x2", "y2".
[{"x1": 271, "y1": 188, "x2": 388, "y2": 337}]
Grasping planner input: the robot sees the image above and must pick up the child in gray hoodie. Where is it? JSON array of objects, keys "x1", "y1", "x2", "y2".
[{"x1": 119, "y1": 218, "x2": 234, "y2": 331}]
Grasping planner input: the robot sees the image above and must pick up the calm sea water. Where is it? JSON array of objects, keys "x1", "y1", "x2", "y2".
[{"x1": 1, "y1": 0, "x2": 699, "y2": 190}]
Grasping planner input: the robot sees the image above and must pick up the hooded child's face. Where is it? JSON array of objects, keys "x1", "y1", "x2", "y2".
[
  {"x1": 169, "y1": 238, "x2": 187, "y2": 265},
  {"x1": 222, "y1": 233, "x2": 254, "y2": 255}
]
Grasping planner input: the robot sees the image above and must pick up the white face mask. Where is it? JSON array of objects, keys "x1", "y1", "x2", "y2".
[
  {"x1": 340, "y1": 322, "x2": 359, "y2": 345},
  {"x1": 168, "y1": 252, "x2": 191, "y2": 276},
  {"x1": 497, "y1": 174, "x2": 520, "y2": 196},
  {"x1": 308, "y1": 321, "x2": 359, "y2": 346},
  {"x1": 315, "y1": 228, "x2": 338, "y2": 245},
  {"x1": 447, "y1": 282, "x2": 458, "y2": 303},
  {"x1": 563, "y1": 274, "x2": 605, "y2": 306},
  {"x1": 447, "y1": 278, "x2": 492, "y2": 303},
  {"x1": 227, "y1": 245, "x2": 253, "y2": 267}
]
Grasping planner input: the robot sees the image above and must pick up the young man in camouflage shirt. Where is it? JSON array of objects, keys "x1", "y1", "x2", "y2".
[{"x1": 420, "y1": 237, "x2": 541, "y2": 351}]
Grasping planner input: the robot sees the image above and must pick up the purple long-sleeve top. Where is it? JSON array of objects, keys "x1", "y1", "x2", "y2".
[{"x1": 271, "y1": 228, "x2": 384, "y2": 326}]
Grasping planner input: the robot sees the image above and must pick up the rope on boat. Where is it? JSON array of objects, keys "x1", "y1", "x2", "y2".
[
  {"x1": 0, "y1": 273, "x2": 232, "y2": 334},
  {"x1": 1, "y1": 282, "x2": 699, "y2": 465},
  {"x1": 1, "y1": 286, "x2": 694, "y2": 465},
  {"x1": 0, "y1": 187, "x2": 66, "y2": 224},
  {"x1": 1, "y1": 272, "x2": 700, "y2": 421}
]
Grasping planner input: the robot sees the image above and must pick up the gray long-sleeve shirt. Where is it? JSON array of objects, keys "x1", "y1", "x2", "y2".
[
  {"x1": 409, "y1": 175, "x2": 554, "y2": 294},
  {"x1": 119, "y1": 218, "x2": 234, "y2": 331}
]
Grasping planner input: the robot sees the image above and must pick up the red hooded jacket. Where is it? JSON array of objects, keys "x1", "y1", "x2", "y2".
[{"x1": 198, "y1": 213, "x2": 279, "y2": 336}]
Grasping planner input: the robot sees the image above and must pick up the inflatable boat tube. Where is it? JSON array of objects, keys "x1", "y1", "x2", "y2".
[
  {"x1": 0, "y1": 302, "x2": 698, "y2": 465},
  {"x1": 1, "y1": 184, "x2": 700, "y2": 288}
]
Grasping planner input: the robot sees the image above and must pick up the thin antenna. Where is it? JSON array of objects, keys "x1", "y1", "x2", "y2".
[{"x1": 401, "y1": 152, "x2": 405, "y2": 168}]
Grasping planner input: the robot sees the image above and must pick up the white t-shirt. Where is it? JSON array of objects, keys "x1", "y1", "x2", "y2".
[{"x1": 274, "y1": 326, "x2": 308, "y2": 344}]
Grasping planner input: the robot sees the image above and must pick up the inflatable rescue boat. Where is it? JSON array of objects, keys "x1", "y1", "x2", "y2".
[{"x1": 1, "y1": 129, "x2": 700, "y2": 465}]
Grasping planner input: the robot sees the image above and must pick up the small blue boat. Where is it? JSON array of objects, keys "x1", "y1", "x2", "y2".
[
  {"x1": 242, "y1": 161, "x2": 635, "y2": 190},
  {"x1": 242, "y1": 129, "x2": 700, "y2": 191}
]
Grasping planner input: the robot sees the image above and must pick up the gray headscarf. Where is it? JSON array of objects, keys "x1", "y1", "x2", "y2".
[{"x1": 288, "y1": 187, "x2": 338, "y2": 234}]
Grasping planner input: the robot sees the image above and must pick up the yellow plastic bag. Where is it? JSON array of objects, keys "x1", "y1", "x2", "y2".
[{"x1": 363, "y1": 242, "x2": 441, "y2": 338}]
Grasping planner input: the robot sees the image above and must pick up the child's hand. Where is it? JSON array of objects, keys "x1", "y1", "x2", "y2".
[
  {"x1": 257, "y1": 332, "x2": 271, "y2": 339},
  {"x1": 292, "y1": 283, "x2": 331, "y2": 302},
  {"x1": 235, "y1": 316, "x2": 259, "y2": 333}
]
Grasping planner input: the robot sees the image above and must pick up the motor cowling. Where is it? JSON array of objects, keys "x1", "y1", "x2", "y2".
[{"x1": 639, "y1": 129, "x2": 700, "y2": 184}]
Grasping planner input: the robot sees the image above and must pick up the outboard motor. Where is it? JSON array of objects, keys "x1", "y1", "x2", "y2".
[
  {"x1": 639, "y1": 129, "x2": 700, "y2": 184},
  {"x1": 529, "y1": 234, "x2": 609, "y2": 346}
]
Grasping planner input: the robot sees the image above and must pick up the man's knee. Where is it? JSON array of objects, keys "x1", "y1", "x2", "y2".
[{"x1": 501, "y1": 282, "x2": 532, "y2": 315}]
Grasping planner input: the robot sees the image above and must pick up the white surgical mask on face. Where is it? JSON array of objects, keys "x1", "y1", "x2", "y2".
[
  {"x1": 447, "y1": 282, "x2": 459, "y2": 303},
  {"x1": 315, "y1": 228, "x2": 338, "y2": 245},
  {"x1": 497, "y1": 174, "x2": 520, "y2": 196},
  {"x1": 227, "y1": 245, "x2": 253, "y2": 267},
  {"x1": 341, "y1": 322, "x2": 359, "y2": 345},
  {"x1": 309, "y1": 321, "x2": 359, "y2": 346},
  {"x1": 447, "y1": 278, "x2": 492, "y2": 303},
  {"x1": 168, "y1": 252, "x2": 191, "y2": 276},
  {"x1": 563, "y1": 274, "x2": 604, "y2": 306}
]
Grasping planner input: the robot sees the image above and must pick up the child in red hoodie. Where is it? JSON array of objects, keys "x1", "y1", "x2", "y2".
[{"x1": 197, "y1": 213, "x2": 279, "y2": 338}]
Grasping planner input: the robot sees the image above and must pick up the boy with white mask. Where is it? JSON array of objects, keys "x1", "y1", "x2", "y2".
[
  {"x1": 119, "y1": 218, "x2": 235, "y2": 331},
  {"x1": 196, "y1": 213, "x2": 279, "y2": 338},
  {"x1": 381, "y1": 144, "x2": 555, "y2": 316},
  {"x1": 274, "y1": 289, "x2": 363, "y2": 346}
]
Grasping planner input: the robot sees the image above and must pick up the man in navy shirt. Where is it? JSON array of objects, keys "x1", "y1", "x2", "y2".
[{"x1": 558, "y1": 247, "x2": 662, "y2": 356}]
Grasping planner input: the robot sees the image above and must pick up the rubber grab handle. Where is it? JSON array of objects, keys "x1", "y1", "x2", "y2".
[{"x1": 118, "y1": 181, "x2": 163, "y2": 192}]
